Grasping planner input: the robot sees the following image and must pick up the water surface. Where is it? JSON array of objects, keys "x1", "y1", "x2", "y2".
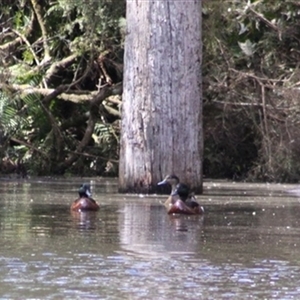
[{"x1": 0, "y1": 178, "x2": 300, "y2": 299}]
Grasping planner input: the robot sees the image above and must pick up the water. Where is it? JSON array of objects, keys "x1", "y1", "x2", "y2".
[{"x1": 1, "y1": 178, "x2": 300, "y2": 299}]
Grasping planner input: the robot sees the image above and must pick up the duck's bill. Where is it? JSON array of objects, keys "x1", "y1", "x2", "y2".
[
  {"x1": 157, "y1": 180, "x2": 167, "y2": 185},
  {"x1": 86, "y1": 189, "x2": 92, "y2": 197}
]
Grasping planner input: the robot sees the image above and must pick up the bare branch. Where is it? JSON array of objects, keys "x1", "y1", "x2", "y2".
[
  {"x1": 0, "y1": 12, "x2": 35, "y2": 51},
  {"x1": 248, "y1": 7, "x2": 279, "y2": 32},
  {"x1": 45, "y1": 54, "x2": 78, "y2": 84},
  {"x1": 11, "y1": 29, "x2": 41, "y2": 65},
  {"x1": 10, "y1": 137, "x2": 48, "y2": 158},
  {"x1": 30, "y1": 0, "x2": 51, "y2": 61},
  {"x1": 0, "y1": 82, "x2": 123, "y2": 103},
  {"x1": 62, "y1": 83, "x2": 122, "y2": 169}
]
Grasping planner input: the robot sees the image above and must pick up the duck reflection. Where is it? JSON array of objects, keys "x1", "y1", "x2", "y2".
[
  {"x1": 119, "y1": 202, "x2": 204, "y2": 257},
  {"x1": 28, "y1": 203, "x2": 101, "y2": 235},
  {"x1": 168, "y1": 214, "x2": 204, "y2": 232},
  {"x1": 71, "y1": 210, "x2": 99, "y2": 231}
]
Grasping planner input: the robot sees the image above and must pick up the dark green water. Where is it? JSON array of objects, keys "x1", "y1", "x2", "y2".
[{"x1": 0, "y1": 178, "x2": 300, "y2": 299}]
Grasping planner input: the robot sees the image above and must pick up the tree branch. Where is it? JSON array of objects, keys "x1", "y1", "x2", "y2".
[
  {"x1": 10, "y1": 137, "x2": 48, "y2": 157},
  {"x1": 61, "y1": 84, "x2": 122, "y2": 169},
  {"x1": 0, "y1": 82, "x2": 123, "y2": 104},
  {"x1": 45, "y1": 54, "x2": 78, "y2": 84},
  {"x1": 0, "y1": 12, "x2": 35, "y2": 52},
  {"x1": 30, "y1": 0, "x2": 51, "y2": 62}
]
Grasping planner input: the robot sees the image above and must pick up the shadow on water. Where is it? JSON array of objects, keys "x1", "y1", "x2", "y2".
[{"x1": 1, "y1": 177, "x2": 300, "y2": 299}]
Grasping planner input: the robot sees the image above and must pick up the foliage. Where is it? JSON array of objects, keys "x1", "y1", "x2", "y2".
[
  {"x1": 2, "y1": 0, "x2": 300, "y2": 182},
  {"x1": 0, "y1": 0, "x2": 124, "y2": 176},
  {"x1": 203, "y1": 0, "x2": 300, "y2": 181}
]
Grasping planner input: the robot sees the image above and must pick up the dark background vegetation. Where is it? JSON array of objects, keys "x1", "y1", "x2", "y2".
[{"x1": 1, "y1": 0, "x2": 300, "y2": 182}]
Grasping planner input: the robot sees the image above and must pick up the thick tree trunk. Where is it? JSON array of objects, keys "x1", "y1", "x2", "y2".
[{"x1": 119, "y1": 0, "x2": 203, "y2": 193}]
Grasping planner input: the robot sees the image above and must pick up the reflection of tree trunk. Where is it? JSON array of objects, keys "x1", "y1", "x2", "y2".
[
  {"x1": 119, "y1": 202, "x2": 203, "y2": 256},
  {"x1": 119, "y1": 1, "x2": 203, "y2": 193}
]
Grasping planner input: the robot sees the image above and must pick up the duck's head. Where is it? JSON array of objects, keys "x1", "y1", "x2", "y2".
[
  {"x1": 173, "y1": 182, "x2": 190, "y2": 200},
  {"x1": 78, "y1": 183, "x2": 92, "y2": 198},
  {"x1": 157, "y1": 174, "x2": 180, "y2": 191}
]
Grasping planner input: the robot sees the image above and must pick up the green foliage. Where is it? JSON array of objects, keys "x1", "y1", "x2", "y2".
[
  {"x1": 0, "y1": 93, "x2": 19, "y2": 134},
  {"x1": 203, "y1": 0, "x2": 300, "y2": 182},
  {"x1": 0, "y1": 0, "x2": 124, "y2": 176},
  {"x1": 45, "y1": 0, "x2": 124, "y2": 55},
  {"x1": 3, "y1": 0, "x2": 300, "y2": 181},
  {"x1": 22, "y1": 49, "x2": 35, "y2": 65},
  {"x1": 91, "y1": 122, "x2": 119, "y2": 175},
  {"x1": 13, "y1": 11, "x2": 24, "y2": 30}
]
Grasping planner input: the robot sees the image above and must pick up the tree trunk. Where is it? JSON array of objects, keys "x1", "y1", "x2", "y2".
[{"x1": 119, "y1": 0, "x2": 203, "y2": 193}]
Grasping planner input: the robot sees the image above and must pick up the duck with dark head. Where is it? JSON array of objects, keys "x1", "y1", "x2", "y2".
[
  {"x1": 71, "y1": 183, "x2": 100, "y2": 212},
  {"x1": 157, "y1": 174, "x2": 204, "y2": 215}
]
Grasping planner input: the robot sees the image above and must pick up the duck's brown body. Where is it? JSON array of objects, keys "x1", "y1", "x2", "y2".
[
  {"x1": 71, "y1": 197, "x2": 99, "y2": 212},
  {"x1": 158, "y1": 174, "x2": 204, "y2": 215},
  {"x1": 164, "y1": 195, "x2": 204, "y2": 215},
  {"x1": 71, "y1": 183, "x2": 99, "y2": 212}
]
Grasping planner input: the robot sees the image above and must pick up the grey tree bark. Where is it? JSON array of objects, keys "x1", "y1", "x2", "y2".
[{"x1": 119, "y1": 0, "x2": 203, "y2": 193}]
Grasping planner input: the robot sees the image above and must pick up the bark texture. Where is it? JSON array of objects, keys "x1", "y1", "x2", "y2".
[{"x1": 119, "y1": 0, "x2": 203, "y2": 193}]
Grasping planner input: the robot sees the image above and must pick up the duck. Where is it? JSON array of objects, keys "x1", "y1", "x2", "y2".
[
  {"x1": 157, "y1": 174, "x2": 204, "y2": 215},
  {"x1": 71, "y1": 183, "x2": 100, "y2": 212}
]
